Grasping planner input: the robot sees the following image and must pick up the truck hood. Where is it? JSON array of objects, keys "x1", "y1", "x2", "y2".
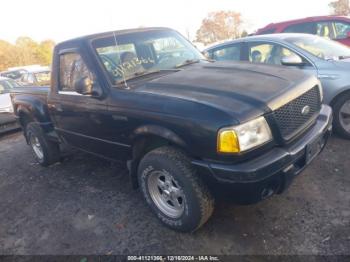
[{"x1": 137, "y1": 61, "x2": 318, "y2": 122}]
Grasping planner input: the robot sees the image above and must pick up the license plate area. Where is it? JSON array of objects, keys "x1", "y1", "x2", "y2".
[{"x1": 305, "y1": 136, "x2": 324, "y2": 164}]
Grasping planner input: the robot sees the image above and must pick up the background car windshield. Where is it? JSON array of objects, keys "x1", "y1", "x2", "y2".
[
  {"x1": 286, "y1": 36, "x2": 350, "y2": 60},
  {"x1": 93, "y1": 30, "x2": 204, "y2": 84},
  {"x1": 2, "y1": 70, "x2": 25, "y2": 80}
]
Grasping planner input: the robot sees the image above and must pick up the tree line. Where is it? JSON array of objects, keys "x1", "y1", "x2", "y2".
[
  {"x1": 0, "y1": 37, "x2": 54, "y2": 71},
  {"x1": 0, "y1": 0, "x2": 348, "y2": 71}
]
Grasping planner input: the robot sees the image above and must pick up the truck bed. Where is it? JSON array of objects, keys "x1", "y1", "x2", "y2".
[
  {"x1": 10, "y1": 87, "x2": 50, "y2": 110},
  {"x1": 11, "y1": 86, "x2": 49, "y2": 96}
]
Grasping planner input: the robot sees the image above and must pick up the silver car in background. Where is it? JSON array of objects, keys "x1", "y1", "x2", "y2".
[
  {"x1": 0, "y1": 77, "x2": 21, "y2": 133},
  {"x1": 204, "y1": 34, "x2": 350, "y2": 138}
]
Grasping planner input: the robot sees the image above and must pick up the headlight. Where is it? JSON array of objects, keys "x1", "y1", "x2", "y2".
[{"x1": 217, "y1": 116, "x2": 272, "y2": 153}]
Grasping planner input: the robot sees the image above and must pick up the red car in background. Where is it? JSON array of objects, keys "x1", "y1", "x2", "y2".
[{"x1": 256, "y1": 16, "x2": 350, "y2": 46}]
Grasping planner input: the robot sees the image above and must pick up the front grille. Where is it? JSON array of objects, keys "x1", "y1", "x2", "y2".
[{"x1": 273, "y1": 86, "x2": 321, "y2": 140}]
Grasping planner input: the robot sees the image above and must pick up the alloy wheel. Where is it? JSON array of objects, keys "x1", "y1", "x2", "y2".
[{"x1": 147, "y1": 170, "x2": 185, "y2": 218}]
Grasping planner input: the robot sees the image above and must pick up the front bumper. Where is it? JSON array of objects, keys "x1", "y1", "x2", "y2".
[{"x1": 192, "y1": 105, "x2": 332, "y2": 201}]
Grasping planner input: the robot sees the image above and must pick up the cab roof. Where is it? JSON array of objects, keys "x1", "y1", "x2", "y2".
[
  {"x1": 204, "y1": 33, "x2": 320, "y2": 51},
  {"x1": 57, "y1": 27, "x2": 173, "y2": 47}
]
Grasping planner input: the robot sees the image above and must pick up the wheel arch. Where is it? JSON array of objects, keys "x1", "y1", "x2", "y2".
[
  {"x1": 17, "y1": 106, "x2": 35, "y2": 128},
  {"x1": 329, "y1": 88, "x2": 350, "y2": 139},
  {"x1": 329, "y1": 88, "x2": 350, "y2": 106},
  {"x1": 15, "y1": 100, "x2": 54, "y2": 135},
  {"x1": 128, "y1": 125, "x2": 189, "y2": 189}
]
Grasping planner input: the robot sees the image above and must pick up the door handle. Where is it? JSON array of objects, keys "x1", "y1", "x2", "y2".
[{"x1": 49, "y1": 104, "x2": 63, "y2": 112}]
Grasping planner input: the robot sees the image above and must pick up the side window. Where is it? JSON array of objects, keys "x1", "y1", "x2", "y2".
[
  {"x1": 247, "y1": 43, "x2": 274, "y2": 64},
  {"x1": 316, "y1": 22, "x2": 333, "y2": 39},
  {"x1": 202, "y1": 51, "x2": 211, "y2": 60},
  {"x1": 248, "y1": 42, "x2": 308, "y2": 66},
  {"x1": 212, "y1": 44, "x2": 241, "y2": 61},
  {"x1": 284, "y1": 22, "x2": 317, "y2": 34},
  {"x1": 59, "y1": 52, "x2": 93, "y2": 92},
  {"x1": 333, "y1": 21, "x2": 350, "y2": 39}
]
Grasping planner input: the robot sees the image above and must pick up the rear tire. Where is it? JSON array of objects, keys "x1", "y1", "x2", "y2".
[
  {"x1": 26, "y1": 122, "x2": 60, "y2": 166},
  {"x1": 333, "y1": 93, "x2": 350, "y2": 139},
  {"x1": 138, "y1": 146, "x2": 214, "y2": 232}
]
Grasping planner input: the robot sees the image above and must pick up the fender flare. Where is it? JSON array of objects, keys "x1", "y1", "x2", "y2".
[
  {"x1": 130, "y1": 124, "x2": 187, "y2": 148},
  {"x1": 128, "y1": 124, "x2": 188, "y2": 188},
  {"x1": 14, "y1": 98, "x2": 53, "y2": 133},
  {"x1": 329, "y1": 87, "x2": 350, "y2": 106}
]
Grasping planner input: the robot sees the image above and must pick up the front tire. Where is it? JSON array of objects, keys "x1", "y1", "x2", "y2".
[
  {"x1": 26, "y1": 122, "x2": 60, "y2": 166},
  {"x1": 333, "y1": 93, "x2": 350, "y2": 139},
  {"x1": 138, "y1": 146, "x2": 214, "y2": 232}
]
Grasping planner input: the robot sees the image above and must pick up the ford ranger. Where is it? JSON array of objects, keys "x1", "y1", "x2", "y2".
[{"x1": 11, "y1": 27, "x2": 332, "y2": 232}]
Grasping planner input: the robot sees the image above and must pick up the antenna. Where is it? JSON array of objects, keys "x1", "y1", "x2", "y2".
[
  {"x1": 112, "y1": 31, "x2": 129, "y2": 89},
  {"x1": 109, "y1": 14, "x2": 129, "y2": 89}
]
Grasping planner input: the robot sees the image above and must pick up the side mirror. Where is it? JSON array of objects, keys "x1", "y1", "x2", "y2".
[
  {"x1": 281, "y1": 53, "x2": 304, "y2": 66},
  {"x1": 74, "y1": 76, "x2": 96, "y2": 95}
]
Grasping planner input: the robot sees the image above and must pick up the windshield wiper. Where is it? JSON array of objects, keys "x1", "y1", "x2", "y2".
[
  {"x1": 116, "y1": 69, "x2": 179, "y2": 85},
  {"x1": 175, "y1": 59, "x2": 200, "y2": 68},
  {"x1": 175, "y1": 58, "x2": 211, "y2": 68}
]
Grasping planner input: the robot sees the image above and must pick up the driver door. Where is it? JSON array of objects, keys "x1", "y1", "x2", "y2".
[{"x1": 49, "y1": 50, "x2": 117, "y2": 158}]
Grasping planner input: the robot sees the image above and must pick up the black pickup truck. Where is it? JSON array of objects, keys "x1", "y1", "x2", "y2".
[{"x1": 11, "y1": 27, "x2": 332, "y2": 232}]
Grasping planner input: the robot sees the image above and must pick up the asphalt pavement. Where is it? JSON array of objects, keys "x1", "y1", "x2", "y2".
[{"x1": 0, "y1": 131, "x2": 349, "y2": 255}]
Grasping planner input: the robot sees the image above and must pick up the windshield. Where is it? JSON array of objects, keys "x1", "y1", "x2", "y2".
[
  {"x1": 285, "y1": 35, "x2": 350, "y2": 60},
  {"x1": 2, "y1": 70, "x2": 26, "y2": 80},
  {"x1": 93, "y1": 29, "x2": 205, "y2": 84}
]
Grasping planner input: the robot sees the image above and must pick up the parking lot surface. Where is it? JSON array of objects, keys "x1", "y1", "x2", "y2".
[{"x1": 0, "y1": 131, "x2": 349, "y2": 255}]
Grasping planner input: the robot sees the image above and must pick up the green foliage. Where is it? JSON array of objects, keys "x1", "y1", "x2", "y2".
[{"x1": 0, "y1": 37, "x2": 55, "y2": 71}]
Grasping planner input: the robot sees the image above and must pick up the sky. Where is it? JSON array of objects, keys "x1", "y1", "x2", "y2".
[{"x1": 1, "y1": 0, "x2": 332, "y2": 43}]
